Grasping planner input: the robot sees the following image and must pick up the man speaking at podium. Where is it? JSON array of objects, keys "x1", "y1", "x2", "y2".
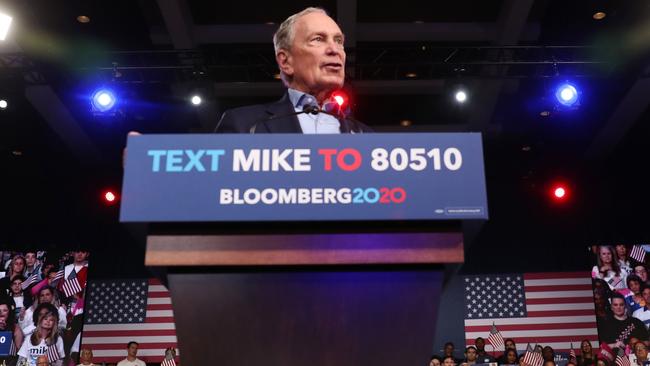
[{"x1": 215, "y1": 7, "x2": 371, "y2": 134}]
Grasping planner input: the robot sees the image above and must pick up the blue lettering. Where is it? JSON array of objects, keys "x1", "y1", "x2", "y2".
[
  {"x1": 205, "y1": 150, "x2": 226, "y2": 171},
  {"x1": 166, "y1": 150, "x2": 184, "y2": 172},
  {"x1": 184, "y1": 149, "x2": 206, "y2": 172},
  {"x1": 148, "y1": 150, "x2": 166, "y2": 172}
]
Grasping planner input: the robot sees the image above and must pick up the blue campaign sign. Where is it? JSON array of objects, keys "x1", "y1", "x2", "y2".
[
  {"x1": 0, "y1": 331, "x2": 13, "y2": 356},
  {"x1": 120, "y1": 133, "x2": 489, "y2": 222}
]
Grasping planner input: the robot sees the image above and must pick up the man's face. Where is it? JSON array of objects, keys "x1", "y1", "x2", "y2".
[
  {"x1": 10, "y1": 279, "x2": 22, "y2": 295},
  {"x1": 36, "y1": 356, "x2": 49, "y2": 366},
  {"x1": 443, "y1": 358, "x2": 456, "y2": 366},
  {"x1": 466, "y1": 348, "x2": 477, "y2": 362},
  {"x1": 636, "y1": 266, "x2": 648, "y2": 282},
  {"x1": 444, "y1": 344, "x2": 454, "y2": 356},
  {"x1": 279, "y1": 12, "x2": 345, "y2": 95},
  {"x1": 642, "y1": 288, "x2": 650, "y2": 303},
  {"x1": 635, "y1": 342, "x2": 648, "y2": 360},
  {"x1": 630, "y1": 280, "x2": 641, "y2": 294},
  {"x1": 611, "y1": 298, "x2": 626, "y2": 317},
  {"x1": 128, "y1": 343, "x2": 139, "y2": 358},
  {"x1": 74, "y1": 251, "x2": 89, "y2": 262},
  {"x1": 25, "y1": 252, "x2": 36, "y2": 267},
  {"x1": 0, "y1": 304, "x2": 9, "y2": 320},
  {"x1": 542, "y1": 347, "x2": 554, "y2": 361},
  {"x1": 39, "y1": 289, "x2": 53, "y2": 304},
  {"x1": 475, "y1": 338, "x2": 485, "y2": 351}
]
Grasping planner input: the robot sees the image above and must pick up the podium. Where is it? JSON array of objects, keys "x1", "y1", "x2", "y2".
[{"x1": 122, "y1": 133, "x2": 487, "y2": 366}]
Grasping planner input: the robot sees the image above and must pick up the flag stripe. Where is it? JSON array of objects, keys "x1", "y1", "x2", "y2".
[
  {"x1": 526, "y1": 309, "x2": 596, "y2": 317},
  {"x1": 465, "y1": 315, "x2": 596, "y2": 326},
  {"x1": 465, "y1": 322, "x2": 597, "y2": 332},
  {"x1": 525, "y1": 290, "x2": 593, "y2": 299},
  {"x1": 526, "y1": 303, "x2": 595, "y2": 311},
  {"x1": 523, "y1": 272, "x2": 590, "y2": 279},
  {"x1": 81, "y1": 341, "x2": 178, "y2": 349},
  {"x1": 526, "y1": 297, "x2": 594, "y2": 305},
  {"x1": 524, "y1": 278, "x2": 592, "y2": 286},
  {"x1": 466, "y1": 328, "x2": 597, "y2": 338},
  {"x1": 524, "y1": 284, "x2": 593, "y2": 292}
]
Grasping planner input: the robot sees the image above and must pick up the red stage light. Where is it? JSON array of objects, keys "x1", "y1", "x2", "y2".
[
  {"x1": 104, "y1": 191, "x2": 117, "y2": 203},
  {"x1": 551, "y1": 184, "x2": 569, "y2": 202},
  {"x1": 332, "y1": 91, "x2": 347, "y2": 107}
]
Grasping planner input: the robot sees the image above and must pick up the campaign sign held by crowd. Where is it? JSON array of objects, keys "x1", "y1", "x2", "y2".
[
  {"x1": 120, "y1": 133, "x2": 488, "y2": 222},
  {"x1": 0, "y1": 331, "x2": 12, "y2": 356}
]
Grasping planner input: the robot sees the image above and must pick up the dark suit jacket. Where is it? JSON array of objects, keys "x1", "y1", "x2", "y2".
[{"x1": 214, "y1": 92, "x2": 372, "y2": 133}]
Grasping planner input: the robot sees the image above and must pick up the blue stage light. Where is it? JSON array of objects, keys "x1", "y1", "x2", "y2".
[
  {"x1": 91, "y1": 89, "x2": 117, "y2": 112},
  {"x1": 555, "y1": 83, "x2": 579, "y2": 107}
]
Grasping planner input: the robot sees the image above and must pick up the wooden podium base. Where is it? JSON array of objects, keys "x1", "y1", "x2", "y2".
[
  {"x1": 147, "y1": 225, "x2": 462, "y2": 365},
  {"x1": 167, "y1": 269, "x2": 444, "y2": 366}
]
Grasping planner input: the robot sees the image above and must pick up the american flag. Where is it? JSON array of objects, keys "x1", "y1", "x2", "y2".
[
  {"x1": 46, "y1": 344, "x2": 61, "y2": 362},
  {"x1": 487, "y1": 323, "x2": 505, "y2": 351},
  {"x1": 522, "y1": 344, "x2": 544, "y2": 366},
  {"x1": 463, "y1": 272, "x2": 597, "y2": 353},
  {"x1": 630, "y1": 245, "x2": 647, "y2": 263},
  {"x1": 21, "y1": 272, "x2": 40, "y2": 290},
  {"x1": 80, "y1": 279, "x2": 178, "y2": 364},
  {"x1": 161, "y1": 357, "x2": 177, "y2": 366},
  {"x1": 616, "y1": 351, "x2": 631, "y2": 366}
]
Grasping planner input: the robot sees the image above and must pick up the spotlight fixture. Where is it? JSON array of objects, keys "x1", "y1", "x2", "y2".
[
  {"x1": 455, "y1": 90, "x2": 468, "y2": 103},
  {"x1": 400, "y1": 119, "x2": 412, "y2": 127},
  {"x1": 0, "y1": 12, "x2": 12, "y2": 41},
  {"x1": 91, "y1": 88, "x2": 117, "y2": 113},
  {"x1": 405, "y1": 72, "x2": 417, "y2": 78},
  {"x1": 554, "y1": 83, "x2": 579, "y2": 107},
  {"x1": 77, "y1": 15, "x2": 91, "y2": 23},
  {"x1": 191, "y1": 95, "x2": 202, "y2": 106},
  {"x1": 593, "y1": 12, "x2": 606, "y2": 20},
  {"x1": 0, "y1": 99, "x2": 7, "y2": 109}
]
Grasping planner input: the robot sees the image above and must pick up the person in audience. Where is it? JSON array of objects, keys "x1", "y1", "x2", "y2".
[
  {"x1": 592, "y1": 246, "x2": 627, "y2": 290},
  {"x1": 616, "y1": 245, "x2": 634, "y2": 274},
  {"x1": 502, "y1": 349, "x2": 519, "y2": 365},
  {"x1": 474, "y1": 337, "x2": 495, "y2": 363},
  {"x1": 116, "y1": 342, "x2": 145, "y2": 366},
  {"x1": 635, "y1": 265, "x2": 650, "y2": 287},
  {"x1": 632, "y1": 286, "x2": 650, "y2": 329},
  {"x1": 444, "y1": 342, "x2": 462, "y2": 363},
  {"x1": 429, "y1": 355, "x2": 442, "y2": 366},
  {"x1": 443, "y1": 355, "x2": 456, "y2": 366},
  {"x1": 593, "y1": 279, "x2": 614, "y2": 319},
  {"x1": 17, "y1": 307, "x2": 65, "y2": 366},
  {"x1": 76, "y1": 348, "x2": 97, "y2": 366},
  {"x1": 462, "y1": 346, "x2": 478, "y2": 366},
  {"x1": 498, "y1": 339, "x2": 517, "y2": 363},
  {"x1": 634, "y1": 341, "x2": 649, "y2": 365},
  {"x1": 0, "y1": 255, "x2": 26, "y2": 295},
  {"x1": 23, "y1": 303, "x2": 59, "y2": 337},
  {"x1": 19, "y1": 286, "x2": 66, "y2": 333},
  {"x1": 10, "y1": 275, "x2": 26, "y2": 317},
  {"x1": 542, "y1": 346, "x2": 555, "y2": 362},
  {"x1": 621, "y1": 275, "x2": 645, "y2": 313},
  {"x1": 543, "y1": 361, "x2": 556, "y2": 366},
  {"x1": 35, "y1": 355, "x2": 49, "y2": 366},
  {"x1": 23, "y1": 252, "x2": 42, "y2": 281},
  {"x1": 599, "y1": 293, "x2": 649, "y2": 351},
  {"x1": 0, "y1": 295, "x2": 24, "y2": 354},
  {"x1": 577, "y1": 339, "x2": 596, "y2": 366}
]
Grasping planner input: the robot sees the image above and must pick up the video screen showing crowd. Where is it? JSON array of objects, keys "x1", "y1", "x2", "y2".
[
  {"x1": 0, "y1": 251, "x2": 89, "y2": 366},
  {"x1": 591, "y1": 245, "x2": 650, "y2": 366}
]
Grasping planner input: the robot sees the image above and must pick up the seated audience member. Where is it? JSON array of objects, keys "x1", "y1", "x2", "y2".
[
  {"x1": 443, "y1": 355, "x2": 457, "y2": 366},
  {"x1": 0, "y1": 295, "x2": 24, "y2": 352},
  {"x1": 10, "y1": 275, "x2": 26, "y2": 317},
  {"x1": 616, "y1": 245, "x2": 633, "y2": 275},
  {"x1": 444, "y1": 342, "x2": 463, "y2": 364},
  {"x1": 632, "y1": 286, "x2": 650, "y2": 329},
  {"x1": 0, "y1": 255, "x2": 26, "y2": 295},
  {"x1": 634, "y1": 341, "x2": 649, "y2": 365},
  {"x1": 577, "y1": 339, "x2": 596, "y2": 366},
  {"x1": 621, "y1": 275, "x2": 645, "y2": 313},
  {"x1": 543, "y1": 346, "x2": 555, "y2": 362},
  {"x1": 474, "y1": 337, "x2": 496, "y2": 363},
  {"x1": 502, "y1": 349, "x2": 519, "y2": 365},
  {"x1": 23, "y1": 303, "x2": 59, "y2": 336},
  {"x1": 17, "y1": 307, "x2": 65, "y2": 366},
  {"x1": 599, "y1": 293, "x2": 649, "y2": 350},
  {"x1": 463, "y1": 346, "x2": 478, "y2": 366},
  {"x1": 635, "y1": 265, "x2": 650, "y2": 287},
  {"x1": 77, "y1": 348, "x2": 97, "y2": 366},
  {"x1": 498, "y1": 339, "x2": 517, "y2": 363},
  {"x1": 592, "y1": 246, "x2": 627, "y2": 290},
  {"x1": 430, "y1": 355, "x2": 442, "y2": 366}
]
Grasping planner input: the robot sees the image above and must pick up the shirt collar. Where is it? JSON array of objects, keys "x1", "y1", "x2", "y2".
[{"x1": 288, "y1": 88, "x2": 317, "y2": 109}]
